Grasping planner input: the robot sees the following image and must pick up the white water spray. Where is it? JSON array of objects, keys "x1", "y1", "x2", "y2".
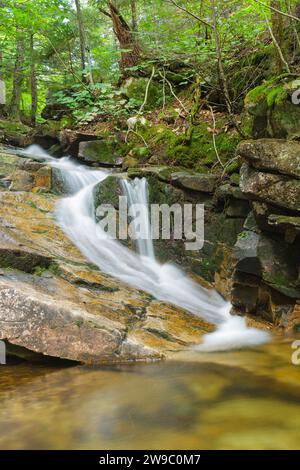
[{"x1": 21, "y1": 145, "x2": 270, "y2": 350}]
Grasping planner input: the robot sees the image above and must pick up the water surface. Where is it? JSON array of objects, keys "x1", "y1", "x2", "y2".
[{"x1": 1, "y1": 337, "x2": 300, "y2": 450}]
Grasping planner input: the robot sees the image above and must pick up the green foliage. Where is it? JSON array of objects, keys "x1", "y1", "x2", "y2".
[
  {"x1": 0, "y1": 0, "x2": 299, "y2": 126},
  {"x1": 51, "y1": 82, "x2": 145, "y2": 124}
]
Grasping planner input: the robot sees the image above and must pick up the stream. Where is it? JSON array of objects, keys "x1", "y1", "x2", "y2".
[
  {"x1": 21, "y1": 144, "x2": 268, "y2": 351},
  {"x1": 2, "y1": 145, "x2": 299, "y2": 450},
  {"x1": 1, "y1": 339, "x2": 300, "y2": 449}
]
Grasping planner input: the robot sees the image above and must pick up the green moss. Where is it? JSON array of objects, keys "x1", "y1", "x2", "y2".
[
  {"x1": 245, "y1": 84, "x2": 268, "y2": 106},
  {"x1": 0, "y1": 119, "x2": 32, "y2": 134},
  {"x1": 165, "y1": 123, "x2": 239, "y2": 169},
  {"x1": 243, "y1": 75, "x2": 300, "y2": 138},
  {"x1": 266, "y1": 86, "x2": 288, "y2": 107},
  {"x1": 123, "y1": 77, "x2": 165, "y2": 109},
  {"x1": 230, "y1": 173, "x2": 240, "y2": 185}
]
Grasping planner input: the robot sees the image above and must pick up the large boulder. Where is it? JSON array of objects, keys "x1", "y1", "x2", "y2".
[
  {"x1": 242, "y1": 76, "x2": 300, "y2": 139},
  {"x1": 59, "y1": 129, "x2": 99, "y2": 157},
  {"x1": 78, "y1": 140, "x2": 123, "y2": 167},
  {"x1": 237, "y1": 139, "x2": 300, "y2": 179},
  {"x1": 0, "y1": 119, "x2": 34, "y2": 147},
  {"x1": 240, "y1": 163, "x2": 300, "y2": 212}
]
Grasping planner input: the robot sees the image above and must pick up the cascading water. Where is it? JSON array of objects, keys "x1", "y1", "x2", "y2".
[
  {"x1": 20, "y1": 145, "x2": 270, "y2": 351},
  {"x1": 122, "y1": 178, "x2": 155, "y2": 259}
]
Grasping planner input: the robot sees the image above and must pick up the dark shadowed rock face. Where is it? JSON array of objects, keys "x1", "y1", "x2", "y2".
[
  {"x1": 234, "y1": 135, "x2": 300, "y2": 321},
  {"x1": 237, "y1": 139, "x2": 300, "y2": 179}
]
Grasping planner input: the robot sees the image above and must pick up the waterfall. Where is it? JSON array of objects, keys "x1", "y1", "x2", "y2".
[
  {"x1": 21, "y1": 145, "x2": 270, "y2": 351},
  {"x1": 122, "y1": 178, "x2": 155, "y2": 259}
]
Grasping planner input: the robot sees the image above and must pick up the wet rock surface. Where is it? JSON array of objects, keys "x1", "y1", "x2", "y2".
[{"x1": 0, "y1": 150, "x2": 212, "y2": 363}]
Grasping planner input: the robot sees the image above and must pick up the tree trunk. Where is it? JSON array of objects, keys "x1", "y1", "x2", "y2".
[
  {"x1": 211, "y1": 0, "x2": 232, "y2": 114},
  {"x1": 10, "y1": 28, "x2": 25, "y2": 121},
  {"x1": 131, "y1": 0, "x2": 138, "y2": 32},
  {"x1": 271, "y1": 0, "x2": 285, "y2": 73},
  {"x1": 30, "y1": 34, "x2": 37, "y2": 126},
  {"x1": 108, "y1": 1, "x2": 141, "y2": 76},
  {"x1": 74, "y1": 0, "x2": 89, "y2": 82},
  {"x1": 0, "y1": 51, "x2": 6, "y2": 115}
]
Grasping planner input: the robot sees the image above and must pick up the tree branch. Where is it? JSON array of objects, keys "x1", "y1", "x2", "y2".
[
  {"x1": 168, "y1": 0, "x2": 213, "y2": 29},
  {"x1": 98, "y1": 7, "x2": 112, "y2": 19},
  {"x1": 252, "y1": 0, "x2": 300, "y2": 23}
]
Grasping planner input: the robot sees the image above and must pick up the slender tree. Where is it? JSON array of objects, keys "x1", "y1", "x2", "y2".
[
  {"x1": 271, "y1": 0, "x2": 286, "y2": 72},
  {"x1": 210, "y1": 0, "x2": 232, "y2": 114},
  {"x1": 130, "y1": 0, "x2": 138, "y2": 32},
  {"x1": 30, "y1": 33, "x2": 37, "y2": 126},
  {"x1": 0, "y1": 50, "x2": 6, "y2": 115},
  {"x1": 74, "y1": 0, "x2": 88, "y2": 81},
  {"x1": 10, "y1": 26, "x2": 25, "y2": 121}
]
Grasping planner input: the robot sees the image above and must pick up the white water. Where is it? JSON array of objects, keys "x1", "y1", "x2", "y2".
[
  {"x1": 21, "y1": 145, "x2": 270, "y2": 350},
  {"x1": 122, "y1": 178, "x2": 155, "y2": 259}
]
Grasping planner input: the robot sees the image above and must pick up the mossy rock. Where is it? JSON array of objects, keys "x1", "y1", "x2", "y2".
[
  {"x1": 93, "y1": 175, "x2": 124, "y2": 209},
  {"x1": 242, "y1": 75, "x2": 300, "y2": 139},
  {"x1": 123, "y1": 77, "x2": 164, "y2": 109},
  {"x1": 78, "y1": 139, "x2": 128, "y2": 166},
  {"x1": 0, "y1": 119, "x2": 34, "y2": 147},
  {"x1": 166, "y1": 122, "x2": 239, "y2": 169}
]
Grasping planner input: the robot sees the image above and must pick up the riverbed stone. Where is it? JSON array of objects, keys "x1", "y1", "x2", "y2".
[{"x1": 9, "y1": 169, "x2": 34, "y2": 191}]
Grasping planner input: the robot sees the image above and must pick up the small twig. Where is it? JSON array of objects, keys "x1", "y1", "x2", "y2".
[
  {"x1": 162, "y1": 68, "x2": 166, "y2": 111},
  {"x1": 125, "y1": 128, "x2": 148, "y2": 147},
  {"x1": 168, "y1": 0, "x2": 213, "y2": 28},
  {"x1": 221, "y1": 156, "x2": 239, "y2": 178},
  {"x1": 138, "y1": 66, "x2": 155, "y2": 115},
  {"x1": 208, "y1": 105, "x2": 224, "y2": 168},
  {"x1": 158, "y1": 71, "x2": 189, "y2": 114}
]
